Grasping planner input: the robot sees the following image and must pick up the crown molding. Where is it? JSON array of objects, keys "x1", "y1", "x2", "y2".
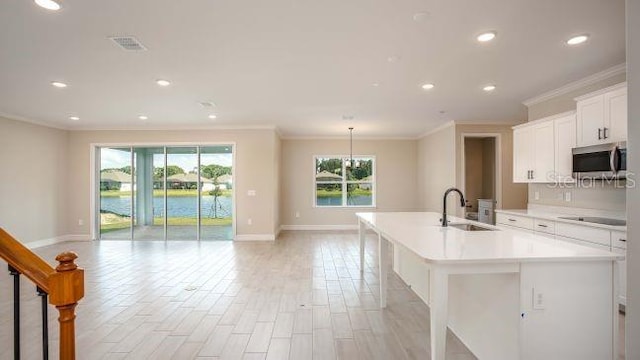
[
  {"x1": 69, "y1": 124, "x2": 279, "y2": 131},
  {"x1": 416, "y1": 120, "x2": 456, "y2": 139},
  {"x1": 513, "y1": 110, "x2": 576, "y2": 129},
  {"x1": 522, "y1": 63, "x2": 627, "y2": 107},
  {"x1": 280, "y1": 134, "x2": 416, "y2": 140},
  {"x1": 0, "y1": 111, "x2": 69, "y2": 130}
]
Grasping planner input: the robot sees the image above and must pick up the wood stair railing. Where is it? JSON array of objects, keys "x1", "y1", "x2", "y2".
[{"x1": 0, "y1": 228, "x2": 84, "y2": 360}]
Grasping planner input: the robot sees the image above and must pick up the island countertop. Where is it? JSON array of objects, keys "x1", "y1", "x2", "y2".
[{"x1": 356, "y1": 212, "x2": 623, "y2": 265}]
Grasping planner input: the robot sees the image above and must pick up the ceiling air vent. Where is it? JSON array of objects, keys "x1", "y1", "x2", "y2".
[
  {"x1": 199, "y1": 101, "x2": 216, "y2": 108},
  {"x1": 108, "y1": 36, "x2": 147, "y2": 51}
]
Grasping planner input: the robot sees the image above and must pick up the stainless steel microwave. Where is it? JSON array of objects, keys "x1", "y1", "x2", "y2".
[{"x1": 572, "y1": 142, "x2": 626, "y2": 179}]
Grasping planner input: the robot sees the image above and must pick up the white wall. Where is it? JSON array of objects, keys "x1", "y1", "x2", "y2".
[
  {"x1": 626, "y1": 0, "x2": 639, "y2": 357},
  {"x1": 280, "y1": 138, "x2": 419, "y2": 227},
  {"x1": 0, "y1": 117, "x2": 69, "y2": 244},
  {"x1": 66, "y1": 128, "x2": 280, "y2": 239},
  {"x1": 417, "y1": 123, "x2": 457, "y2": 213}
]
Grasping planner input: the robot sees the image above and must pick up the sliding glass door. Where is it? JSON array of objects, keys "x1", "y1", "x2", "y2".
[
  {"x1": 98, "y1": 144, "x2": 234, "y2": 241},
  {"x1": 99, "y1": 147, "x2": 133, "y2": 240},
  {"x1": 132, "y1": 147, "x2": 165, "y2": 241},
  {"x1": 166, "y1": 147, "x2": 198, "y2": 240},
  {"x1": 200, "y1": 146, "x2": 233, "y2": 240}
]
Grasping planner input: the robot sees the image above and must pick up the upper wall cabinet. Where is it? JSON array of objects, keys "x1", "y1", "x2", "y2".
[
  {"x1": 513, "y1": 119, "x2": 555, "y2": 183},
  {"x1": 554, "y1": 113, "x2": 577, "y2": 182},
  {"x1": 513, "y1": 112, "x2": 576, "y2": 184},
  {"x1": 576, "y1": 83, "x2": 627, "y2": 147}
]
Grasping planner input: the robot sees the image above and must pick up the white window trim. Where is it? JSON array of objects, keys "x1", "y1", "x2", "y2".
[{"x1": 312, "y1": 155, "x2": 376, "y2": 208}]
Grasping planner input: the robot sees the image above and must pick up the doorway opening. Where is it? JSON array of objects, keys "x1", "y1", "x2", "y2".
[
  {"x1": 461, "y1": 135, "x2": 500, "y2": 225},
  {"x1": 95, "y1": 145, "x2": 235, "y2": 241}
]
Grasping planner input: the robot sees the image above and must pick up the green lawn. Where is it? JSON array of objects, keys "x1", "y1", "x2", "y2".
[
  {"x1": 100, "y1": 213, "x2": 231, "y2": 233},
  {"x1": 316, "y1": 188, "x2": 372, "y2": 198},
  {"x1": 100, "y1": 189, "x2": 232, "y2": 197}
]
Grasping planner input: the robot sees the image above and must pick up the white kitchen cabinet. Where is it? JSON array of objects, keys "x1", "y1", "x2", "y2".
[
  {"x1": 513, "y1": 126, "x2": 533, "y2": 182},
  {"x1": 605, "y1": 86, "x2": 628, "y2": 143},
  {"x1": 554, "y1": 113, "x2": 576, "y2": 182},
  {"x1": 555, "y1": 222, "x2": 611, "y2": 247},
  {"x1": 576, "y1": 83, "x2": 627, "y2": 146},
  {"x1": 496, "y1": 213, "x2": 534, "y2": 230},
  {"x1": 513, "y1": 119, "x2": 554, "y2": 183},
  {"x1": 496, "y1": 210, "x2": 627, "y2": 307},
  {"x1": 611, "y1": 231, "x2": 627, "y2": 306}
]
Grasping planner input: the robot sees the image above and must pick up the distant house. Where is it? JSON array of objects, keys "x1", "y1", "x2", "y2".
[
  {"x1": 359, "y1": 175, "x2": 374, "y2": 190},
  {"x1": 100, "y1": 171, "x2": 132, "y2": 191},
  {"x1": 167, "y1": 173, "x2": 214, "y2": 191},
  {"x1": 316, "y1": 170, "x2": 342, "y2": 182},
  {"x1": 215, "y1": 174, "x2": 233, "y2": 190}
]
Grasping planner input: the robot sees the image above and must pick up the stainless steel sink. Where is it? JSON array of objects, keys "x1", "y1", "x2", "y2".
[
  {"x1": 558, "y1": 216, "x2": 626, "y2": 226},
  {"x1": 448, "y1": 223, "x2": 496, "y2": 231}
]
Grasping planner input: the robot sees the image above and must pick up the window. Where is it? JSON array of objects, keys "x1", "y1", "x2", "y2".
[{"x1": 314, "y1": 156, "x2": 375, "y2": 207}]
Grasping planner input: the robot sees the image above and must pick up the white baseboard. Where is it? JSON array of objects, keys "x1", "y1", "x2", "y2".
[
  {"x1": 26, "y1": 234, "x2": 92, "y2": 249},
  {"x1": 234, "y1": 234, "x2": 276, "y2": 241},
  {"x1": 280, "y1": 224, "x2": 359, "y2": 231}
]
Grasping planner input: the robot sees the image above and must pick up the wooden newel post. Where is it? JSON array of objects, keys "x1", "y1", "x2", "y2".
[{"x1": 49, "y1": 251, "x2": 84, "y2": 360}]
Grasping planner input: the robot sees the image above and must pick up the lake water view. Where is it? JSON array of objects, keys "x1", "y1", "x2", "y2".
[
  {"x1": 101, "y1": 196, "x2": 233, "y2": 218},
  {"x1": 102, "y1": 194, "x2": 372, "y2": 218},
  {"x1": 316, "y1": 195, "x2": 372, "y2": 206}
]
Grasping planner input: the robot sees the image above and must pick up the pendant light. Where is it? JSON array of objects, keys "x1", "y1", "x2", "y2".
[{"x1": 347, "y1": 127, "x2": 360, "y2": 171}]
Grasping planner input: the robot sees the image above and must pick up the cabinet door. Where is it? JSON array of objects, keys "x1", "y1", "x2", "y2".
[
  {"x1": 513, "y1": 127, "x2": 532, "y2": 183},
  {"x1": 576, "y1": 94, "x2": 605, "y2": 146},
  {"x1": 532, "y1": 121, "x2": 554, "y2": 183},
  {"x1": 554, "y1": 114, "x2": 576, "y2": 182},
  {"x1": 604, "y1": 87, "x2": 627, "y2": 143},
  {"x1": 612, "y1": 247, "x2": 627, "y2": 306}
]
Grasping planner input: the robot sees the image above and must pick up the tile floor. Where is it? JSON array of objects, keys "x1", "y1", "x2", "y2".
[{"x1": 0, "y1": 230, "x2": 625, "y2": 359}]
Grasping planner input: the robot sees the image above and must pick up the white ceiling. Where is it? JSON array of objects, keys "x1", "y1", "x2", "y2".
[{"x1": 0, "y1": 0, "x2": 625, "y2": 137}]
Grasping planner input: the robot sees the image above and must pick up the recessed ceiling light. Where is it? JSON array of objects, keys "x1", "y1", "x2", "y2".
[
  {"x1": 372, "y1": 83, "x2": 380, "y2": 87},
  {"x1": 567, "y1": 35, "x2": 589, "y2": 45},
  {"x1": 156, "y1": 79, "x2": 171, "y2": 87},
  {"x1": 51, "y1": 81, "x2": 67, "y2": 88},
  {"x1": 138, "y1": 115, "x2": 148, "y2": 120},
  {"x1": 422, "y1": 83, "x2": 435, "y2": 90},
  {"x1": 35, "y1": 0, "x2": 61, "y2": 11},
  {"x1": 477, "y1": 31, "x2": 497, "y2": 42},
  {"x1": 387, "y1": 56, "x2": 400, "y2": 63},
  {"x1": 208, "y1": 114, "x2": 217, "y2": 119},
  {"x1": 483, "y1": 85, "x2": 496, "y2": 92},
  {"x1": 69, "y1": 116, "x2": 80, "y2": 121}
]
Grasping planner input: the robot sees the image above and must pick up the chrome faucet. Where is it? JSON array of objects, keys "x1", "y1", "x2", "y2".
[{"x1": 442, "y1": 187, "x2": 466, "y2": 227}]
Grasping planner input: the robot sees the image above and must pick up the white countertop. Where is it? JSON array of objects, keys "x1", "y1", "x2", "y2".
[
  {"x1": 495, "y1": 208, "x2": 627, "y2": 231},
  {"x1": 356, "y1": 212, "x2": 622, "y2": 265}
]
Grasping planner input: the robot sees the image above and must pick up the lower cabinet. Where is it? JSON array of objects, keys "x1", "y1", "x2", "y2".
[
  {"x1": 496, "y1": 214, "x2": 626, "y2": 306},
  {"x1": 612, "y1": 247, "x2": 627, "y2": 306}
]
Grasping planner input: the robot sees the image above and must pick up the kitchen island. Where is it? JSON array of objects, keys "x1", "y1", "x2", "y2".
[{"x1": 356, "y1": 212, "x2": 623, "y2": 360}]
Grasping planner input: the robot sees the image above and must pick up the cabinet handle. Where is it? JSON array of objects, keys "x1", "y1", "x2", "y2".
[
  {"x1": 619, "y1": 238, "x2": 626, "y2": 242},
  {"x1": 538, "y1": 224, "x2": 548, "y2": 228},
  {"x1": 531, "y1": 170, "x2": 534, "y2": 179},
  {"x1": 603, "y1": 127, "x2": 608, "y2": 139},
  {"x1": 598, "y1": 128, "x2": 602, "y2": 140},
  {"x1": 508, "y1": 218, "x2": 517, "y2": 222}
]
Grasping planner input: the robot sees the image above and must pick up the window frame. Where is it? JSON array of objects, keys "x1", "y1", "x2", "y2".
[{"x1": 313, "y1": 155, "x2": 376, "y2": 208}]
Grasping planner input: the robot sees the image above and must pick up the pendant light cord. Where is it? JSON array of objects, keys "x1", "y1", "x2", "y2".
[{"x1": 349, "y1": 127, "x2": 354, "y2": 171}]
